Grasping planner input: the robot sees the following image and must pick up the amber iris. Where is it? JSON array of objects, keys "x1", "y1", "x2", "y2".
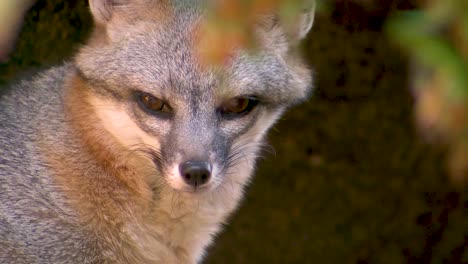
[
  {"x1": 137, "y1": 92, "x2": 169, "y2": 113},
  {"x1": 220, "y1": 97, "x2": 258, "y2": 116}
]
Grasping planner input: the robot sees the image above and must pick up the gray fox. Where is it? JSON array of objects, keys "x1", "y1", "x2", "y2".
[{"x1": 0, "y1": 0, "x2": 315, "y2": 263}]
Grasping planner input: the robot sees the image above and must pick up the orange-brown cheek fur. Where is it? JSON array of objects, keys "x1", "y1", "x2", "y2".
[
  {"x1": 40, "y1": 73, "x2": 155, "y2": 261},
  {"x1": 66, "y1": 74, "x2": 152, "y2": 201}
]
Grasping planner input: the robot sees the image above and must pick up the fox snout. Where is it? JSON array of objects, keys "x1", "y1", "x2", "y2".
[
  {"x1": 179, "y1": 161, "x2": 212, "y2": 188},
  {"x1": 166, "y1": 154, "x2": 219, "y2": 192}
]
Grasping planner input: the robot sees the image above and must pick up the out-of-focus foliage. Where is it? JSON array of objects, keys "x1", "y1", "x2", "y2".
[
  {"x1": 203, "y1": 0, "x2": 468, "y2": 185},
  {"x1": 197, "y1": 0, "x2": 323, "y2": 66},
  {"x1": 387, "y1": 0, "x2": 468, "y2": 184}
]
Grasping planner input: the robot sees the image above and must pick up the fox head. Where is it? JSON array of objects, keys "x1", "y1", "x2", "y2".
[{"x1": 74, "y1": 0, "x2": 314, "y2": 194}]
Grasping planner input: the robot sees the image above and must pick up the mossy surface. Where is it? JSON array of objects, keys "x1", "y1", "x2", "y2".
[{"x1": 1, "y1": 1, "x2": 466, "y2": 263}]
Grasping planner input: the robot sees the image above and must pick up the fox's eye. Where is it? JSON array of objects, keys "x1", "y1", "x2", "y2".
[
  {"x1": 136, "y1": 92, "x2": 171, "y2": 113},
  {"x1": 219, "y1": 97, "x2": 259, "y2": 117}
]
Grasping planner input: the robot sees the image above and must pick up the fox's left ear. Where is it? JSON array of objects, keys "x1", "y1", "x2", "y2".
[
  {"x1": 259, "y1": 1, "x2": 316, "y2": 50},
  {"x1": 296, "y1": 3, "x2": 316, "y2": 40}
]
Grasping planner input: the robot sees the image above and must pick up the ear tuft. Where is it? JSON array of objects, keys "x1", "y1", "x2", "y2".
[{"x1": 89, "y1": 0, "x2": 127, "y2": 25}]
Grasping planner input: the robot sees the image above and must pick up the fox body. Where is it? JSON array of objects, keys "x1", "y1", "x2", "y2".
[{"x1": 0, "y1": 0, "x2": 314, "y2": 263}]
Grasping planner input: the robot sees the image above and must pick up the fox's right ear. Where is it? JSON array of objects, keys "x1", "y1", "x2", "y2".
[
  {"x1": 258, "y1": 1, "x2": 316, "y2": 54},
  {"x1": 89, "y1": 0, "x2": 128, "y2": 25}
]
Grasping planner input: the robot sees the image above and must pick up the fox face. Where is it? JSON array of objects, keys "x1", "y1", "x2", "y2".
[{"x1": 75, "y1": 0, "x2": 314, "y2": 194}]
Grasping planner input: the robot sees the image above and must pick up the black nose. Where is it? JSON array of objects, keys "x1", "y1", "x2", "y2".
[{"x1": 179, "y1": 161, "x2": 212, "y2": 188}]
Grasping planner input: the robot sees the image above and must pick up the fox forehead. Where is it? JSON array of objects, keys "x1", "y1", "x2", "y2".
[
  {"x1": 76, "y1": 2, "x2": 310, "y2": 105},
  {"x1": 77, "y1": 31, "x2": 297, "y2": 106}
]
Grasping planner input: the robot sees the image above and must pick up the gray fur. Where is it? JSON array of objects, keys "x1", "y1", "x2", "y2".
[
  {"x1": 0, "y1": 0, "x2": 314, "y2": 263},
  {"x1": 0, "y1": 66, "x2": 103, "y2": 263}
]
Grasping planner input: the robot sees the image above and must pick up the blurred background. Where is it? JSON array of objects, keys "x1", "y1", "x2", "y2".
[{"x1": 0, "y1": 0, "x2": 467, "y2": 263}]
